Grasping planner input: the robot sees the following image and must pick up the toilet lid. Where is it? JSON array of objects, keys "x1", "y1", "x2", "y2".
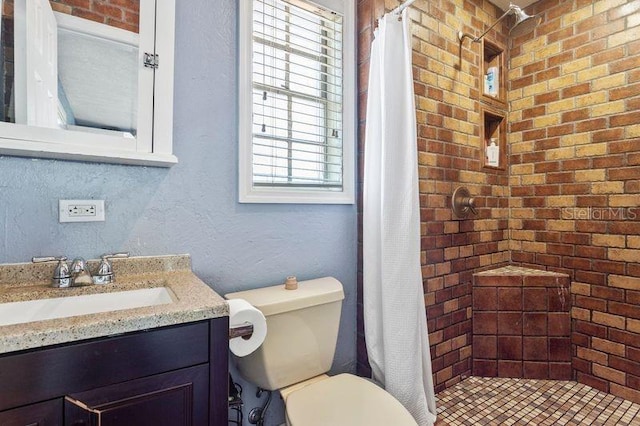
[{"x1": 286, "y1": 374, "x2": 418, "y2": 426}]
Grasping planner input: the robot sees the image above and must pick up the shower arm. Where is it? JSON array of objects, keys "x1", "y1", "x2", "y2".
[{"x1": 458, "y1": 5, "x2": 516, "y2": 43}]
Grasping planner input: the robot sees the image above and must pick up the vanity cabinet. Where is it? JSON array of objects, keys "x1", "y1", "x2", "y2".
[
  {"x1": 0, "y1": 318, "x2": 229, "y2": 426},
  {"x1": 64, "y1": 365, "x2": 209, "y2": 425}
]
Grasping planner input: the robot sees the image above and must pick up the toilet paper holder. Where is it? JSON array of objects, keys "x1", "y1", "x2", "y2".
[{"x1": 229, "y1": 322, "x2": 254, "y2": 340}]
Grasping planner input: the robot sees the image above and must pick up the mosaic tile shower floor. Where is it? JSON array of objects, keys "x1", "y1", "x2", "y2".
[{"x1": 435, "y1": 377, "x2": 640, "y2": 425}]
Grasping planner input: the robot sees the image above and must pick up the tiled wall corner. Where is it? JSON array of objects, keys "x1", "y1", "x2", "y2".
[
  {"x1": 358, "y1": 0, "x2": 640, "y2": 402},
  {"x1": 509, "y1": 0, "x2": 640, "y2": 404}
]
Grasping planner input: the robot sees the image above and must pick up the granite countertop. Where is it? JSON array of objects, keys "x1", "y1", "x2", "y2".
[{"x1": 0, "y1": 254, "x2": 228, "y2": 354}]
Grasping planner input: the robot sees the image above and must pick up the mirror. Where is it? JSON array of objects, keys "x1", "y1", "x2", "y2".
[{"x1": 0, "y1": 0, "x2": 176, "y2": 166}]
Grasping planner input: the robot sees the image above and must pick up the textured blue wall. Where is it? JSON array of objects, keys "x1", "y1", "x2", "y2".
[{"x1": 0, "y1": 1, "x2": 356, "y2": 423}]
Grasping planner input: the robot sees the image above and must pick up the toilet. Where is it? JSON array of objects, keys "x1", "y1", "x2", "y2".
[{"x1": 226, "y1": 277, "x2": 417, "y2": 426}]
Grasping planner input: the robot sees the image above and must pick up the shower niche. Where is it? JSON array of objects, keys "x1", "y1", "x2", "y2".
[
  {"x1": 481, "y1": 39, "x2": 506, "y2": 107},
  {"x1": 482, "y1": 108, "x2": 506, "y2": 170}
]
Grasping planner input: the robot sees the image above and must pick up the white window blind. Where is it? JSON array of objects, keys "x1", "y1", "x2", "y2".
[{"x1": 251, "y1": 0, "x2": 343, "y2": 189}]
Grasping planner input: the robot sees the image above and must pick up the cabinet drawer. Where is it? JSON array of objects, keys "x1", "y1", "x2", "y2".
[
  {"x1": 0, "y1": 321, "x2": 209, "y2": 411},
  {"x1": 0, "y1": 399, "x2": 63, "y2": 426}
]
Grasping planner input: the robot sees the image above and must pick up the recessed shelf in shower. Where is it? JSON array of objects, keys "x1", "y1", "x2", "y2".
[
  {"x1": 482, "y1": 107, "x2": 507, "y2": 171},
  {"x1": 481, "y1": 39, "x2": 507, "y2": 108}
]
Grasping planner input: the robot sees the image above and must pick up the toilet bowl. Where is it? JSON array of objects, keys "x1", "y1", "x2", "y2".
[
  {"x1": 282, "y1": 374, "x2": 417, "y2": 426},
  {"x1": 226, "y1": 277, "x2": 417, "y2": 426}
]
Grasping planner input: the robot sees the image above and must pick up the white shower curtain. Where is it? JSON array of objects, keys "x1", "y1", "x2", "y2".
[{"x1": 363, "y1": 9, "x2": 437, "y2": 426}]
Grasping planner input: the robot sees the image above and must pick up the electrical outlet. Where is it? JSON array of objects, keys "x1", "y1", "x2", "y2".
[
  {"x1": 59, "y1": 200, "x2": 105, "y2": 223},
  {"x1": 68, "y1": 204, "x2": 96, "y2": 216}
]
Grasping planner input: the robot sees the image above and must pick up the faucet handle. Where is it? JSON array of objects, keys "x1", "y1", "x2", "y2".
[
  {"x1": 32, "y1": 255, "x2": 67, "y2": 263},
  {"x1": 97, "y1": 252, "x2": 129, "y2": 273},
  {"x1": 32, "y1": 256, "x2": 71, "y2": 288},
  {"x1": 93, "y1": 252, "x2": 129, "y2": 284},
  {"x1": 101, "y1": 252, "x2": 130, "y2": 261}
]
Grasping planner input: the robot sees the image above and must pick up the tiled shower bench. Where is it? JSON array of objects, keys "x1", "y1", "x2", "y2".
[{"x1": 472, "y1": 266, "x2": 571, "y2": 380}]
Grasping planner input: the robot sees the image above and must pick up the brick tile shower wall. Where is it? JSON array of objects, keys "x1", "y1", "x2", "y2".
[
  {"x1": 357, "y1": 0, "x2": 510, "y2": 393},
  {"x1": 509, "y1": 0, "x2": 640, "y2": 403}
]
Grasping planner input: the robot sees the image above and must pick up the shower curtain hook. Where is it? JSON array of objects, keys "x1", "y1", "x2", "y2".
[
  {"x1": 392, "y1": 0, "x2": 417, "y2": 20},
  {"x1": 376, "y1": 0, "x2": 416, "y2": 26}
]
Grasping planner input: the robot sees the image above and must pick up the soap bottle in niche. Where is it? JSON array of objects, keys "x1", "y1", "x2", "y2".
[
  {"x1": 487, "y1": 67, "x2": 498, "y2": 97},
  {"x1": 486, "y1": 138, "x2": 500, "y2": 167}
]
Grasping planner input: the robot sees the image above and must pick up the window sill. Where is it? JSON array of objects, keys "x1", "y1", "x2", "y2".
[{"x1": 239, "y1": 187, "x2": 354, "y2": 204}]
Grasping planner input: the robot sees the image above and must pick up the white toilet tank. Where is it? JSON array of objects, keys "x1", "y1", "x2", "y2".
[{"x1": 225, "y1": 277, "x2": 344, "y2": 391}]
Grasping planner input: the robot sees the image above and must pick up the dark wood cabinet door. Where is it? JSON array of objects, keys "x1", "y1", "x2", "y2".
[
  {"x1": 0, "y1": 321, "x2": 209, "y2": 412},
  {"x1": 0, "y1": 399, "x2": 63, "y2": 426},
  {"x1": 64, "y1": 365, "x2": 209, "y2": 426}
]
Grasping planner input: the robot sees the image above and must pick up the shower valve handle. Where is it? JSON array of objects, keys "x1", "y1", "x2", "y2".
[
  {"x1": 466, "y1": 197, "x2": 478, "y2": 215},
  {"x1": 452, "y1": 187, "x2": 478, "y2": 219}
]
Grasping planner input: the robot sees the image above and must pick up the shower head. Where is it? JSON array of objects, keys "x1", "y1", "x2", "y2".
[
  {"x1": 458, "y1": 3, "x2": 540, "y2": 43},
  {"x1": 509, "y1": 5, "x2": 540, "y2": 37}
]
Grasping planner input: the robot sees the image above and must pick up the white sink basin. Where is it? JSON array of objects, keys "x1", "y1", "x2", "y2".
[{"x1": 0, "y1": 287, "x2": 176, "y2": 327}]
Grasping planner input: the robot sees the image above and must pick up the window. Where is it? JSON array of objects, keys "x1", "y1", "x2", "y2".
[{"x1": 239, "y1": 0, "x2": 355, "y2": 204}]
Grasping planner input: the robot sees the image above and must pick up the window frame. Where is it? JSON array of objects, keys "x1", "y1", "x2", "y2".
[{"x1": 238, "y1": 0, "x2": 356, "y2": 204}]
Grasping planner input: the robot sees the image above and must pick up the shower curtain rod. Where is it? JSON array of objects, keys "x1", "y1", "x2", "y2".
[
  {"x1": 391, "y1": 0, "x2": 417, "y2": 15},
  {"x1": 375, "y1": 0, "x2": 416, "y2": 28}
]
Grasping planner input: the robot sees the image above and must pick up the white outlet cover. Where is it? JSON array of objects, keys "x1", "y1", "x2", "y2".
[{"x1": 59, "y1": 200, "x2": 105, "y2": 223}]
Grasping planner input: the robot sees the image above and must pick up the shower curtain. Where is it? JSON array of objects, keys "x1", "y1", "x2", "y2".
[{"x1": 363, "y1": 9, "x2": 437, "y2": 426}]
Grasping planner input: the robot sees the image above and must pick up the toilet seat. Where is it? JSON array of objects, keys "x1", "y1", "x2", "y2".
[{"x1": 285, "y1": 373, "x2": 418, "y2": 426}]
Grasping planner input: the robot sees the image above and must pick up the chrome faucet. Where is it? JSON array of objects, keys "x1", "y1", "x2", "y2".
[
  {"x1": 70, "y1": 258, "x2": 93, "y2": 286},
  {"x1": 32, "y1": 256, "x2": 71, "y2": 288},
  {"x1": 92, "y1": 253, "x2": 129, "y2": 284},
  {"x1": 33, "y1": 252, "x2": 129, "y2": 287}
]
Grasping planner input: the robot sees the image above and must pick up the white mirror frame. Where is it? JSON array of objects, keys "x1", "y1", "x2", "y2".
[{"x1": 0, "y1": 0, "x2": 177, "y2": 167}]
